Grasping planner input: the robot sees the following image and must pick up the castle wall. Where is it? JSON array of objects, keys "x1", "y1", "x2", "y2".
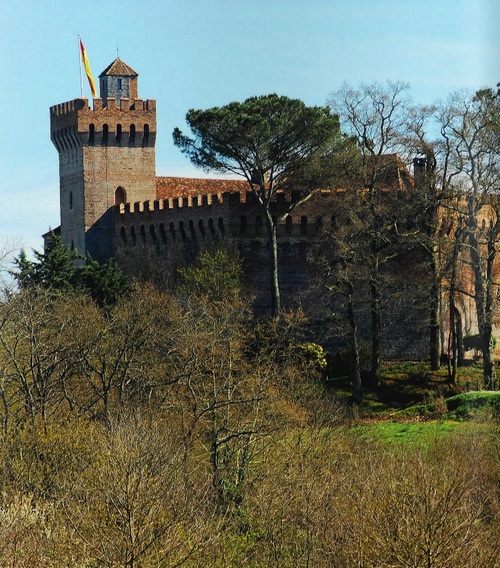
[{"x1": 111, "y1": 188, "x2": 430, "y2": 359}]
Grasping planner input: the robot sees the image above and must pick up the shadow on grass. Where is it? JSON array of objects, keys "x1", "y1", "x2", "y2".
[{"x1": 327, "y1": 360, "x2": 489, "y2": 418}]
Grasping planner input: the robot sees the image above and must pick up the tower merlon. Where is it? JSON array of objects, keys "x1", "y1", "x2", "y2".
[
  {"x1": 50, "y1": 97, "x2": 157, "y2": 151},
  {"x1": 50, "y1": 97, "x2": 156, "y2": 122}
]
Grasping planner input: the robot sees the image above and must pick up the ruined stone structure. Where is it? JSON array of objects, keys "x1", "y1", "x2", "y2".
[{"x1": 50, "y1": 57, "x2": 433, "y2": 359}]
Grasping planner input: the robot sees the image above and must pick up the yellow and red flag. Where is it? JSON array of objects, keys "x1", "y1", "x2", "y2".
[{"x1": 79, "y1": 38, "x2": 97, "y2": 97}]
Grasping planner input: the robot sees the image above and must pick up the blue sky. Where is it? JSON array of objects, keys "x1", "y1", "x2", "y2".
[{"x1": 0, "y1": 0, "x2": 498, "y2": 255}]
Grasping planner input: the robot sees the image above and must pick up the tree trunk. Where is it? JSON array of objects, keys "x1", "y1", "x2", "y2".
[
  {"x1": 425, "y1": 159, "x2": 441, "y2": 371},
  {"x1": 457, "y1": 313, "x2": 465, "y2": 365},
  {"x1": 467, "y1": 213, "x2": 497, "y2": 390},
  {"x1": 266, "y1": 216, "x2": 281, "y2": 318},
  {"x1": 370, "y1": 253, "x2": 381, "y2": 387},
  {"x1": 481, "y1": 325, "x2": 496, "y2": 390},
  {"x1": 447, "y1": 231, "x2": 460, "y2": 382},
  {"x1": 347, "y1": 282, "x2": 362, "y2": 406},
  {"x1": 429, "y1": 253, "x2": 441, "y2": 370},
  {"x1": 483, "y1": 234, "x2": 497, "y2": 389},
  {"x1": 448, "y1": 299, "x2": 458, "y2": 384}
]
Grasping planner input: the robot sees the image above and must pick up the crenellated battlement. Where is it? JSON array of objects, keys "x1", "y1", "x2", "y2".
[
  {"x1": 50, "y1": 96, "x2": 157, "y2": 152},
  {"x1": 117, "y1": 191, "x2": 244, "y2": 217},
  {"x1": 112, "y1": 188, "x2": 332, "y2": 259},
  {"x1": 116, "y1": 189, "x2": 331, "y2": 220},
  {"x1": 50, "y1": 98, "x2": 88, "y2": 116},
  {"x1": 50, "y1": 97, "x2": 156, "y2": 117}
]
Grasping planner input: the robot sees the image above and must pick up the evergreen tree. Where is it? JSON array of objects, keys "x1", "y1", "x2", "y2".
[
  {"x1": 12, "y1": 233, "x2": 78, "y2": 290},
  {"x1": 173, "y1": 94, "x2": 345, "y2": 317},
  {"x1": 12, "y1": 234, "x2": 129, "y2": 308},
  {"x1": 79, "y1": 257, "x2": 130, "y2": 309}
]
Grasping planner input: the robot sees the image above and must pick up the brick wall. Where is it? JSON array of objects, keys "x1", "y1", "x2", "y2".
[{"x1": 112, "y1": 188, "x2": 431, "y2": 359}]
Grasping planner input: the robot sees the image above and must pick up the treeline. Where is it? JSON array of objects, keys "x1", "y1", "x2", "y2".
[
  {"x1": 0, "y1": 247, "x2": 498, "y2": 566},
  {"x1": 1, "y1": 406, "x2": 497, "y2": 566}
]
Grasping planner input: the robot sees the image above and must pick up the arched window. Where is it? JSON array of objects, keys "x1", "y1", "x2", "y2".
[
  {"x1": 116, "y1": 124, "x2": 122, "y2": 146},
  {"x1": 69, "y1": 191, "x2": 73, "y2": 210},
  {"x1": 301, "y1": 215, "x2": 308, "y2": 236},
  {"x1": 115, "y1": 187, "x2": 126, "y2": 206},
  {"x1": 142, "y1": 124, "x2": 149, "y2": 147},
  {"x1": 218, "y1": 217, "x2": 225, "y2": 236},
  {"x1": 129, "y1": 124, "x2": 136, "y2": 147},
  {"x1": 120, "y1": 227, "x2": 127, "y2": 245},
  {"x1": 208, "y1": 218, "x2": 215, "y2": 237},
  {"x1": 179, "y1": 221, "x2": 187, "y2": 241},
  {"x1": 198, "y1": 219, "x2": 206, "y2": 239},
  {"x1": 150, "y1": 224, "x2": 158, "y2": 243},
  {"x1": 285, "y1": 215, "x2": 293, "y2": 236},
  {"x1": 159, "y1": 223, "x2": 167, "y2": 244},
  {"x1": 88, "y1": 124, "x2": 95, "y2": 146},
  {"x1": 102, "y1": 124, "x2": 109, "y2": 146}
]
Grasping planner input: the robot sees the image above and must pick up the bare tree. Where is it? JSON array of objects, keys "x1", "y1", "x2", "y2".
[
  {"x1": 169, "y1": 295, "x2": 270, "y2": 509},
  {"x1": 61, "y1": 285, "x2": 173, "y2": 422},
  {"x1": 328, "y1": 81, "x2": 415, "y2": 384},
  {"x1": 436, "y1": 87, "x2": 500, "y2": 389},
  {"x1": 0, "y1": 288, "x2": 72, "y2": 425},
  {"x1": 64, "y1": 414, "x2": 214, "y2": 567}
]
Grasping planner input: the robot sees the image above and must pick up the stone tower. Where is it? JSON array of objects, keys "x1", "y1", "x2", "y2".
[{"x1": 50, "y1": 58, "x2": 157, "y2": 261}]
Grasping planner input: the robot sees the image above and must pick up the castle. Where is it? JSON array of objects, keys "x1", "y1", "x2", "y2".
[
  {"x1": 49, "y1": 58, "x2": 359, "y2": 304},
  {"x1": 50, "y1": 57, "x2": 439, "y2": 358}
]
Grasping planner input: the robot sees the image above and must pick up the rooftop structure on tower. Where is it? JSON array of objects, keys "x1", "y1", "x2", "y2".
[{"x1": 99, "y1": 57, "x2": 139, "y2": 105}]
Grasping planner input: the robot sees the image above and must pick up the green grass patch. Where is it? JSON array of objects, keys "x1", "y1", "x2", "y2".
[
  {"x1": 446, "y1": 391, "x2": 500, "y2": 420},
  {"x1": 354, "y1": 420, "x2": 489, "y2": 446}
]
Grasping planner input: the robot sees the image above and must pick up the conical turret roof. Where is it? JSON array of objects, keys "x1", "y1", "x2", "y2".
[{"x1": 99, "y1": 58, "x2": 138, "y2": 78}]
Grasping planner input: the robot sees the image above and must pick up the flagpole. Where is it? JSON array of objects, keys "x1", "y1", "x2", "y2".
[{"x1": 78, "y1": 35, "x2": 84, "y2": 98}]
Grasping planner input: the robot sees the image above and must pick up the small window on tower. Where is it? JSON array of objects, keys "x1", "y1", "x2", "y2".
[
  {"x1": 102, "y1": 124, "x2": 109, "y2": 146},
  {"x1": 142, "y1": 124, "x2": 149, "y2": 147},
  {"x1": 116, "y1": 124, "x2": 122, "y2": 146},
  {"x1": 69, "y1": 191, "x2": 73, "y2": 210},
  {"x1": 115, "y1": 187, "x2": 126, "y2": 206},
  {"x1": 117, "y1": 78, "x2": 122, "y2": 90},
  {"x1": 89, "y1": 124, "x2": 95, "y2": 146}
]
